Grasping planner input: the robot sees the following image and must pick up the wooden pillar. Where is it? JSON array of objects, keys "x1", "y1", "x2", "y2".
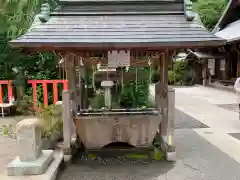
[
  {"x1": 62, "y1": 53, "x2": 77, "y2": 155},
  {"x1": 160, "y1": 51, "x2": 169, "y2": 137},
  {"x1": 202, "y1": 59, "x2": 208, "y2": 86},
  {"x1": 237, "y1": 51, "x2": 240, "y2": 78},
  {"x1": 157, "y1": 51, "x2": 176, "y2": 161},
  {"x1": 220, "y1": 58, "x2": 226, "y2": 80},
  {"x1": 65, "y1": 53, "x2": 77, "y2": 112},
  {"x1": 76, "y1": 65, "x2": 83, "y2": 110},
  {"x1": 83, "y1": 68, "x2": 88, "y2": 109},
  {"x1": 155, "y1": 57, "x2": 162, "y2": 111},
  {"x1": 226, "y1": 53, "x2": 231, "y2": 79}
]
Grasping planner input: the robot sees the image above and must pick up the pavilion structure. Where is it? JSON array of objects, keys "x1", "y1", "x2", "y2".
[
  {"x1": 10, "y1": 0, "x2": 225, "y2": 160},
  {"x1": 212, "y1": 0, "x2": 240, "y2": 83}
]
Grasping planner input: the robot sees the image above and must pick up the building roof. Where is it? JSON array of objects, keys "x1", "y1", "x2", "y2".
[
  {"x1": 10, "y1": 0, "x2": 225, "y2": 50},
  {"x1": 186, "y1": 49, "x2": 225, "y2": 59},
  {"x1": 213, "y1": 0, "x2": 240, "y2": 33},
  {"x1": 213, "y1": 0, "x2": 240, "y2": 43},
  {"x1": 175, "y1": 50, "x2": 224, "y2": 61},
  {"x1": 215, "y1": 20, "x2": 240, "y2": 43}
]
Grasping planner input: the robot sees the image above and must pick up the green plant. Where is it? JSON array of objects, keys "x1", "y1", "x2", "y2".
[
  {"x1": 1, "y1": 124, "x2": 16, "y2": 139},
  {"x1": 1, "y1": 103, "x2": 62, "y2": 140},
  {"x1": 16, "y1": 95, "x2": 36, "y2": 115},
  {"x1": 168, "y1": 70, "x2": 176, "y2": 85},
  {"x1": 36, "y1": 104, "x2": 63, "y2": 140},
  {"x1": 89, "y1": 90, "x2": 105, "y2": 109},
  {"x1": 119, "y1": 67, "x2": 150, "y2": 108},
  {"x1": 193, "y1": 0, "x2": 227, "y2": 30},
  {"x1": 168, "y1": 60, "x2": 189, "y2": 85}
]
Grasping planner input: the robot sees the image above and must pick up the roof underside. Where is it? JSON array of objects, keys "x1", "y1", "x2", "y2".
[
  {"x1": 215, "y1": 20, "x2": 240, "y2": 43},
  {"x1": 10, "y1": 0, "x2": 225, "y2": 49}
]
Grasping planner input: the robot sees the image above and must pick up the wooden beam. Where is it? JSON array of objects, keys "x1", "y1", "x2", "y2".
[{"x1": 65, "y1": 53, "x2": 77, "y2": 148}]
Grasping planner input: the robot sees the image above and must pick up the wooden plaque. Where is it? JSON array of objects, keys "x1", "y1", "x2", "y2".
[{"x1": 108, "y1": 50, "x2": 130, "y2": 67}]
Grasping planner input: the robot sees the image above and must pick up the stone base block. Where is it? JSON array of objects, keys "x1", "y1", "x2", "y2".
[
  {"x1": 2, "y1": 150, "x2": 63, "y2": 180},
  {"x1": 7, "y1": 150, "x2": 54, "y2": 176}
]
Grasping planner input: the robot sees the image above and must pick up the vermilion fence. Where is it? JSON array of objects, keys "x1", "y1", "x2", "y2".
[{"x1": 0, "y1": 80, "x2": 68, "y2": 107}]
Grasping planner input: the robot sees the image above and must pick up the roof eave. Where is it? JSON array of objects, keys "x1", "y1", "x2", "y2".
[
  {"x1": 9, "y1": 40, "x2": 226, "y2": 52},
  {"x1": 226, "y1": 37, "x2": 240, "y2": 44}
]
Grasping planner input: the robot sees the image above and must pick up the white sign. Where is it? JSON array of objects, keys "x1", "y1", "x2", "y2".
[
  {"x1": 108, "y1": 50, "x2": 130, "y2": 67},
  {"x1": 208, "y1": 59, "x2": 215, "y2": 75},
  {"x1": 220, "y1": 59, "x2": 225, "y2": 71}
]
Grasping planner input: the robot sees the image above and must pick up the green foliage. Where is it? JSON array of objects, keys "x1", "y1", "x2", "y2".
[
  {"x1": 88, "y1": 67, "x2": 151, "y2": 109},
  {"x1": 1, "y1": 124, "x2": 16, "y2": 138},
  {"x1": 36, "y1": 104, "x2": 63, "y2": 139},
  {"x1": 168, "y1": 61, "x2": 188, "y2": 85},
  {"x1": 16, "y1": 95, "x2": 36, "y2": 115},
  {"x1": 119, "y1": 68, "x2": 150, "y2": 108},
  {"x1": 193, "y1": 0, "x2": 228, "y2": 30},
  {"x1": 0, "y1": 0, "x2": 60, "y2": 103},
  {"x1": 1, "y1": 102, "x2": 62, "y2": 140},
  {"x1": 168, "y1": 70, "x2": 176, "y2": 85},
  {"x1": 89, "y1": 90, "x2": 105, "y2": 109}
]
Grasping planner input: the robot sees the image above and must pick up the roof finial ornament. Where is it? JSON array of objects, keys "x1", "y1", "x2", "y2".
[
  {"x1": 38, "y1": 0, "x2": 51, "y2": 23},
  {"x1": 184, "y1": 0, "x2": 196, "y2": 21}
]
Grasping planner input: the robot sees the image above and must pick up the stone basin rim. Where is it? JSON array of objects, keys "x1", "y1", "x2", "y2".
[{"x1": 77, "y1": 108, "x2": 159, "y2": 116}]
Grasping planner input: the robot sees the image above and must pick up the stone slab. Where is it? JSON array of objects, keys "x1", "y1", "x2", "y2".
[
  {"x1": 7, "y1": 150, "x2": 53, "y2": 176},
  {"x1": 2, "y1": 150, "x2": 63, "y2": 180}
]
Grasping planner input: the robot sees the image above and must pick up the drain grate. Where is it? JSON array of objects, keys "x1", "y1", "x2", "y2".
[{"x1": 217, "y1": 104, "x2": 239, "y2": 113}]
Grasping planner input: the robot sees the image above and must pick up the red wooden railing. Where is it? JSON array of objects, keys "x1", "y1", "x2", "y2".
[
  {"x1": 0, "y1": 80, "x2": 68, "y2": 107},
  {"x1": 0, "y1": 80, "x2": 13, "y2": 104}
]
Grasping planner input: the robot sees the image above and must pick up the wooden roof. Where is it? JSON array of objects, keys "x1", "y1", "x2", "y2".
[
  {"x1": 213, "y1": 0, "x2": 240, "y2": 43},
  {"x1": 186, "y1": 49, "x2": 225, "y2": 60},
  {"x1": 213, "y1": 0, "x2": 240, "y2": 33},
  {"x1": 10, "y1": 0, "x2": 225, "y2": 50}
]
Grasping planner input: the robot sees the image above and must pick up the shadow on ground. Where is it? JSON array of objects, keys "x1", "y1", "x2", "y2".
[{"x1": 175, "y1": 108, "x2": 208, "y2": 129}]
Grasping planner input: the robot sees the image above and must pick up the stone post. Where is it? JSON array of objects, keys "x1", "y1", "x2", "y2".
[
  {"x1": 62, "y1": 90, "x2": 72, "y2": 154},
  {"x1": 167, "y1": 88, "x2": 175, "y2": 147},
  {"x1": 7, "y1": 118, "x2": 54, "y2": 176},
  {"x1": 16, "y1": 118, "x2": 42, "y2": 161},
  {"x1": 101, "y1": 80, "x2": 114, "y2": 108},
  {"x1": 165, "y1": 88, "x2": 176, "y2": 161}
]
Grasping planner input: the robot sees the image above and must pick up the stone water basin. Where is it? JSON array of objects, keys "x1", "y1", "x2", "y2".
[{"x1": 75, "y1": 108, "x2": 160, "y2": 149}]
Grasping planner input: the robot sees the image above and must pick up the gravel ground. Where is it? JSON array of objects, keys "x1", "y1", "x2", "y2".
[
  {"x1": 58, "y1": 109, "x2": 240, "y2": 180},
  {"x1": 0, "y1": 116, "x2": 21, "y2": 173}
]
